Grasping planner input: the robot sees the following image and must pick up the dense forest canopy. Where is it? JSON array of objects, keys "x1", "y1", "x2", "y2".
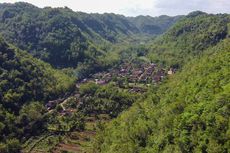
[
  {"x1": 0, "y1": 2, "x2": 229, "y2": 153},
  {"x1": 0, "y1": 37, "x2": 75, "y2": 152},
  {"x1": 93, "y1": 12, "x2": 230, "y2": 153},
  {"x1": 147, "y1": 12, "x2": 230, "y2": 67},
  {"x1": 0, "y1": 2, "x2": 181, "y2": 68},
  {"x1": 93, "y1": 40, "x2": 230, "y2": 153}
]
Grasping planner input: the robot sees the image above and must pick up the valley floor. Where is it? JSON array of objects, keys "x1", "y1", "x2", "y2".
[{"x1": 22, "y1": 61, "x2": 171, "y2": 153}]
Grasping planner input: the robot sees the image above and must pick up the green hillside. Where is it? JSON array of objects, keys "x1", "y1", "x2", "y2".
[
  {"x1": 148, "y1": 11, "x2": 230, "y2": 67},
  {"x1": 128, "y1": 15, "x2": 182, "y2": 35},
  {"x1": 92, "y1": 13, "x2": 230, "y2": 153},
  {"x1": 0, "y1": 2, "x2": 181, "y2": 68},
  {"x1": 0, "y1": 2, "x2": 229, "y2": 153},
  {"x1": 93, "y1": 37, "x2": 230, "y2": 153},
  {"x1": 0, "y1": 37, "x2": 75, "y2": 152}
]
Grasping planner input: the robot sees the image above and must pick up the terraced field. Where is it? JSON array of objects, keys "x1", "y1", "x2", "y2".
[{"x1": 23, "y1": 114, "x2": 110, "y2": 153}]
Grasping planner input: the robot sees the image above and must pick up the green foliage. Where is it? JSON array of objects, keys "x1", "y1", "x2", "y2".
[
  {"x1": 0, "y1": 39, "x2": 75, "y2": 111},
  {"x1": 79, "y1": 83, "x2": 137, "y2": 117},
  {"x1": 0, "y1": 139, "x2": 21, "y2": 153},
  {"x1": 18, "y1": 102, "x2": 46, "y2": 134},
  {"x1": 148, "y1": 12, "x2": 230, "y2": 67},
  {"x1": 93, "y1": 30, "x2": 230, "y2": 153},
  {"x1": 79, "y1": 82, "x2": 100, "y2": 96},
  {"x1": 0, "y1": 3, "x2": 229, "y2": 153},
  {"x1": 128, "y1": 15, "x2": 182, "y2": 35},
  {"x1": 47, "y1": 112, "x2": 85, "y2": 132},
  {"x1": 0, "y1": 38, "x2": 76, "y2": 149},
  {"x1": 0, "y1": 2, "x2": 180, "y2": 69}
]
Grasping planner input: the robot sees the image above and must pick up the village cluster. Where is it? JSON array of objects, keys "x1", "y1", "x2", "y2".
[
  {"x1": 88, "y1": 62, "x2": 175, "y2": 85},
  {"x1": 45, "y1": 62, "x2": 175, "y2": 115}
]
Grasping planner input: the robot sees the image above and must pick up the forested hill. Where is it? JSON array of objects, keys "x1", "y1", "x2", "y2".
[
  {"x1": 128, "y1": 15, "x2": 182, "y2": 35},
  {"x1": 92, "y1": 12, "x2": 230, "y2": 153},
  {"x1": 0, "y1": 37, "x2": 75, "y2": 152},
  {"x1": 0, "y1": 2, "x2": 181, "y2": 68},
  {"x1": 148, "y1": 11, "x2": 230, "y2": 67},
  {"x1": 94, "y1": 39, "x2": 230, "y2": 153},
  {"x1": 0, "y1": 2, "x2": 229, "y2": 153}
]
